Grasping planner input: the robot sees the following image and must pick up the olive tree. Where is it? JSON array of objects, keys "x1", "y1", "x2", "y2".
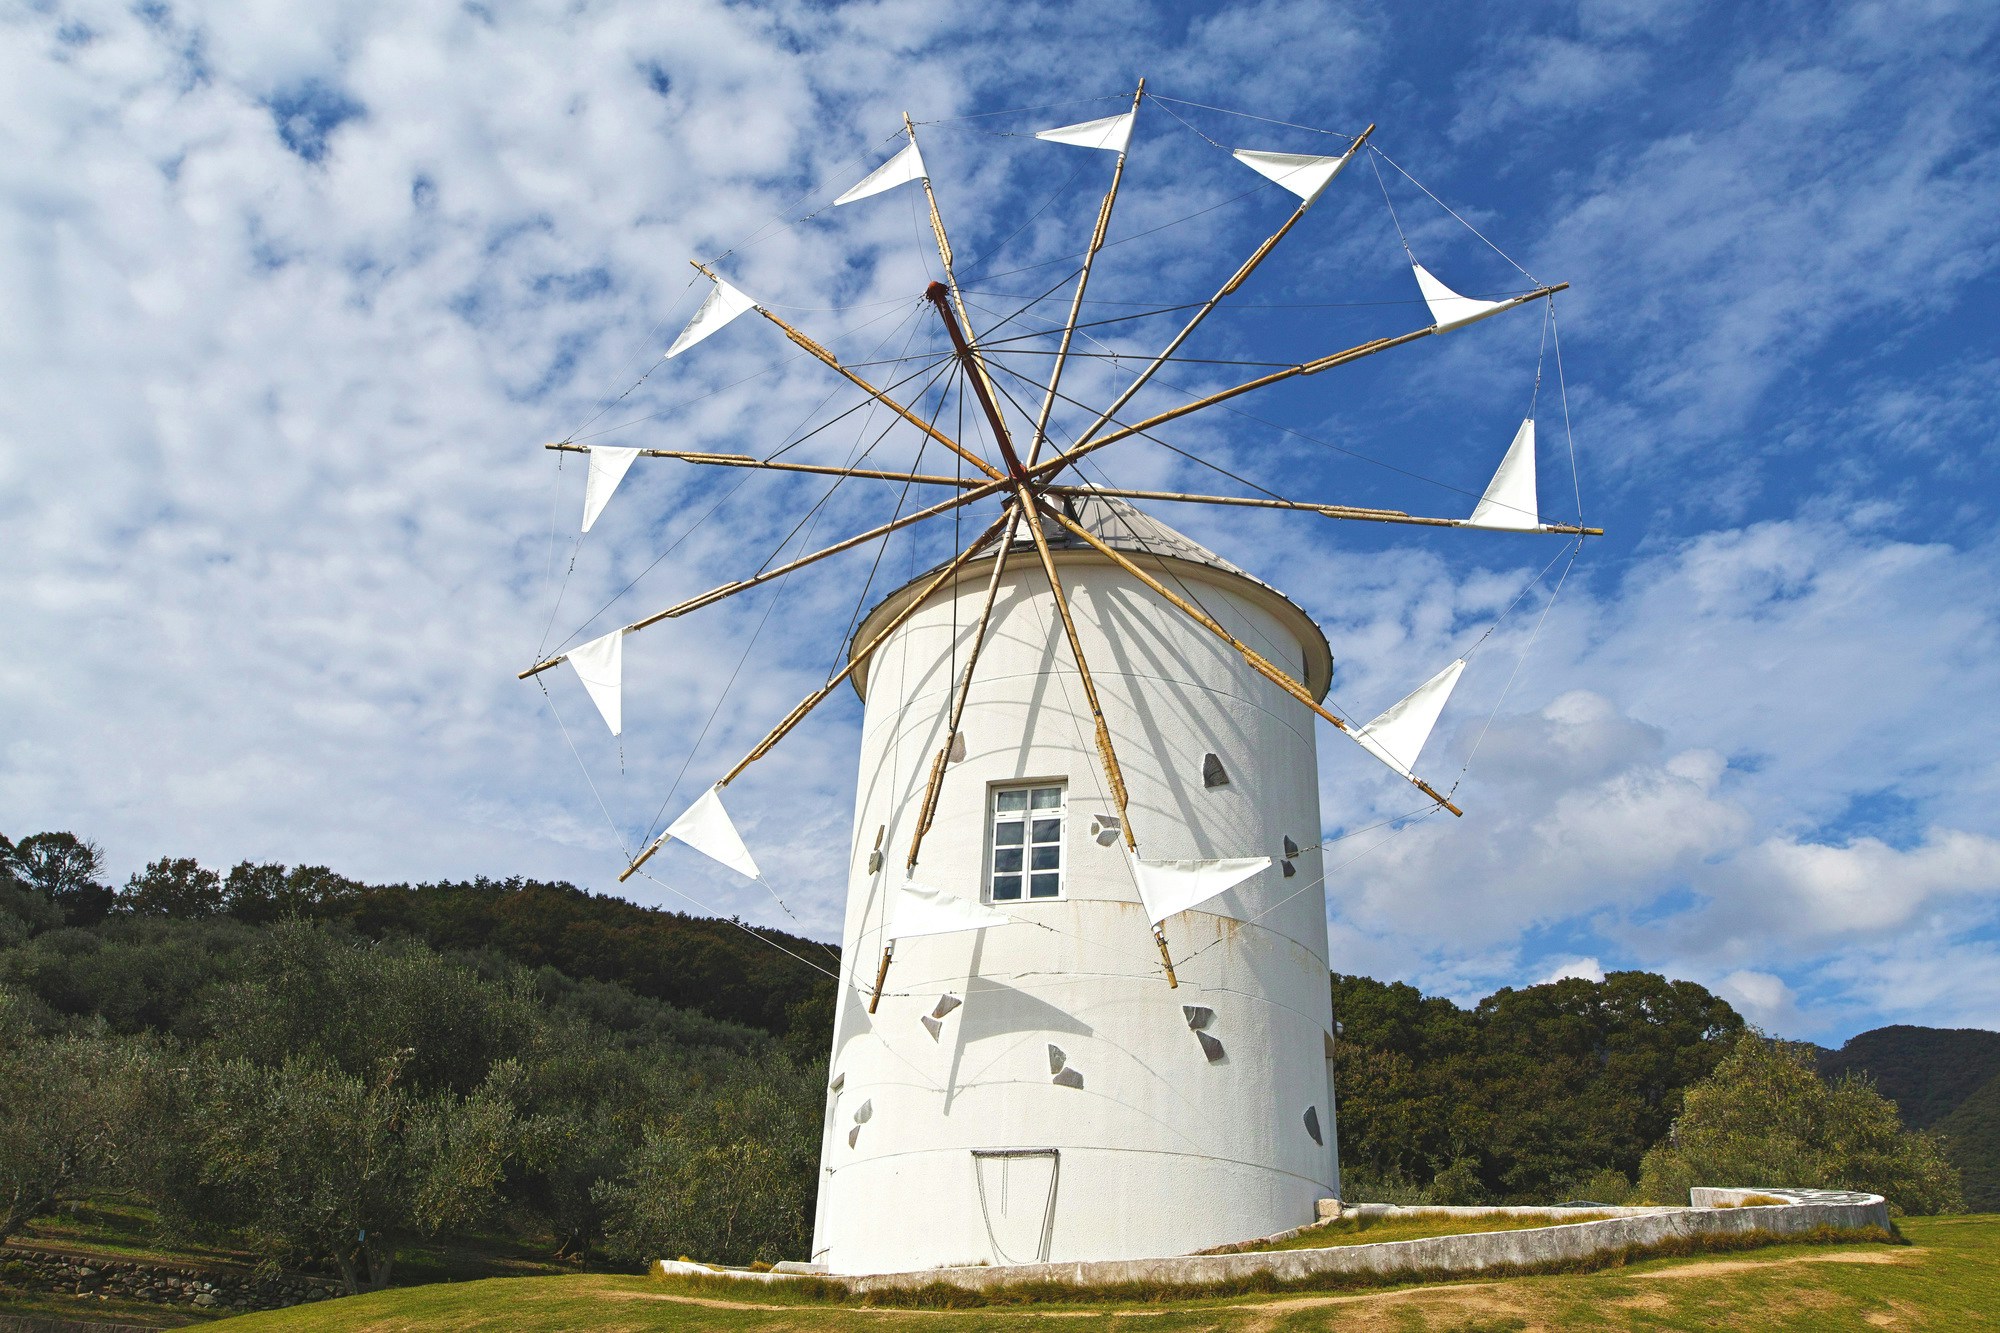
[{"x1": 1637, "y1": 1031, "x2": 1964, "y2": 1215}]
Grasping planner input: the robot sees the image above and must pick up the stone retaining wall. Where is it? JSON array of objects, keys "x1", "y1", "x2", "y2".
[
  {"x1": 0, "y1": 1245, "x2": 341, "y2": 1314},
  {"x1": 657, "y1": 1187, "x2": 1892, "y2": 1294}
]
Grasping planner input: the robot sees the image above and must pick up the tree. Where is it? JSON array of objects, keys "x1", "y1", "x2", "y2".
[
  {"x1": 222, "y1": 863, "x2": 359, "y2": 924},
  {"x1": 595, "y1": 1059, "x2": 822, "y2": 1267},
  {"x1": 11, "y1": 833, "x2": 114, "y2": 927},
  {"x1": 123, "y1": 858, "x2": 224, "y2": 918},
  {"x1": 1636, "y1": 1031, "x2": 1965, "y2": 1215},
  {"x1": 0, "y1": 837, "x2": 63, "y2": 941},
  {"x1": 178, "y1": 1051, "x2": 519, "y2": 1292},
  {"x1": 0, "y1": 992, "x2": 156, "y2": 1241}
]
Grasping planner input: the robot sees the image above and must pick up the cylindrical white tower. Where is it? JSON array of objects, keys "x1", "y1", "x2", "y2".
[{"x1": 812, "y1": 494, "x2": 1338, "y2": 1275}]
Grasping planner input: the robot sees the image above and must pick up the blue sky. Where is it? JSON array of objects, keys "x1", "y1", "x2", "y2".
[{"x1": 5, "y1": 0, "x2": 1998, "y2": 1042}]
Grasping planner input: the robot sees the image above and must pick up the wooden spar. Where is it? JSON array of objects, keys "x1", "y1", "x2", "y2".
[
  {"x1": 1062, "y1": 124, "x2": 1375, "y2": 459},
  {"x1": 714, "y1": 516, "x2": 1008, "y2": 787},
  {"x1": 905, "y1": 507, "x2": 1024, "y2": 870},
  {"x1": 1152, "y1": 925, "x2": 1179, "y2": 988},
  {"x1": 517, "y1": 475, "x2": 1012, "y2": 680},
  {"x1": 1020, "y1": 502, "x2": 1137, "y2": 847},
  {"x1": 1042, "y1": 483, "x2": 1606, "y2": 537},
  {"x1": 615, "y1": 516, "x2": 1009, "y2": 884},
  {"x1": 690, "y1": 260, "x2": 1005, "y2": 484},
  {"x1": 867, "y1": 941, "x2": 894, "y2": 1013},
  {"x1": 926, "y1": 282, "x2": 1029, "y2": 479},
  {"x1": 904, "y1": 115, "x2": 1011, "y2": 462},
  {"x1": 543, "y1": 443, "x2": 982, "y2": 490},
  {"x1": 924, "y1": 286, "x2": 1138, "y2": 847},
  {"x1": 1015, "y1": 284, "x2": 1567, "y2": 491},
  {"x1": 1025, "y1": 79, "x2": 1144, "y2": 467},
  {"x1": 1036, "y1": 499, "x2": 1464, "y2": 818}
]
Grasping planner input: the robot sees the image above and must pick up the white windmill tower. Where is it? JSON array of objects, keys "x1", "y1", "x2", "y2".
[{"x1": 519, "y1": 83, "x2": 1595, "y2": 1274}]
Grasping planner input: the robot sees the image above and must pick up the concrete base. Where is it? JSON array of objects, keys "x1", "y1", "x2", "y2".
[{"x1": 656, "y1": 1187, "x2": 1890, "y2": 1293}]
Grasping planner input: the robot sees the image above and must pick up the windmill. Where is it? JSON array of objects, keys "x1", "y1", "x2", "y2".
[{"x1": 519, "y1": 83, "x2": 1597, "y2": 1273}]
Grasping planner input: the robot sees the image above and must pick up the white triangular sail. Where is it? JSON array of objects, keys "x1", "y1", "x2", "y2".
[
  {"x1": 1232, "y1": 149, "x2": 1350, "y2": 205},
  {"x1": 665, "y1": 786, "x2": 761, "y2": 880},
  {"x1": 886, "y1": 882, "x2": 1011, "y2": 941},
  {"x1": 580, "y1": 446, "x2": 639, "y2": 533},
  {"x1": 665, "y1": 277, "x2": 758, "y2": 358},
  {"x1": 1128, "y1": 852, "x2": 1271, "y2": 925},
  {"x1": 1351, "y1": 659, "x2": 1467, "y2": 780},
  {"x1": 833, "y1": 141, "x2": 927, "y2": 206},
  {"x1": 1466, "y1": 420, "x2": 1539, "y2": 530},
  {"x1": 566, "y1": 628, "x2": 624, "y2": 736},
  {"x1": 1412, "y1": 263, "x2": 1507, "y2": 333},
  {"x1": 1035, "y1": 111, "x2": 1135, "y2": 153}
]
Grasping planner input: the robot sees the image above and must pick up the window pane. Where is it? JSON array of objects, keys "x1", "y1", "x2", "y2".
[
  {"x1": 993, "y1": 875, "x2": 1022, "y2": 900},
  {"x1": 1031, "y1": 787, "x2": 1062, "y2": 809},
  {"x1": 994, "y1": 822, "x2": 1024, "y2": 846},
  {"x1": 996, "y1": 789, "x2": 1029, "y2": 812},
  {"x1": 1029, "y1": 873, "x2": 1060, "y2": 897},
  {"x1": 994, "y1": 848, "x2": 1023, "y2": 873},
  {"x1": 1031, "y1": 818, "x2": 1061, "y2": 844},
  {"x1": 1031, "y1": 845, "x2": 1060, "y2": 870}
]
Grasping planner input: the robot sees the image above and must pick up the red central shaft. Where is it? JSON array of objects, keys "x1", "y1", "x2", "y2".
[{"x1": 925, "y1": 282, "x2": 1029, "y2": 482}]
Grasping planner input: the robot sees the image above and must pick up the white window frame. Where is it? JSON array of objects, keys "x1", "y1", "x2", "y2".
[{"x1": 987, "y1": 781, "x2": 1067, "y2": 903}]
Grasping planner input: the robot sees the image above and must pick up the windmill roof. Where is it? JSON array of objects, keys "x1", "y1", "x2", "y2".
[{"x1": 849, "y1": 485, "x2": 1332, "y2": 702}]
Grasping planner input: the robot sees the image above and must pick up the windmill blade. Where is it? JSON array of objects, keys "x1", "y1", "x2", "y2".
[
  {"x1": 1411, "y1": 263, "x2": 1507, "y2": 333},
  {"x1": 665, "y1": 274, "x2": 759, "y2": 358},
  {"x1": 1231, "y1": 149, "x2": 1352, "y2": 205},
  {"x1": 1035, "y1": 110, "x2": 1136, "y2": 152},
  {"x1": 1466, "y1": 419, "x2": 1541, "y2": 530},
  {"x1": 580, "y1": 446, "x2": 639, "y2": 532},
  {"x1": 1127, "y1": 853, "x2": 1272, "y2": 925},
  {"x1": 887, "y1": 882, "x2": 1012, "y2": 940},
  {"x1": 663, "y1": 786, "x2": 761, "y2": 879},
  {"x1": 564, "y1": 628, "x2": 624, "y2": 735},
  {"x1": 1350, "y1": 659, "x2": 1468, "y2": 781},
  {"x1": 833, "y1": 140, "x2": 927, "y2": 205}
]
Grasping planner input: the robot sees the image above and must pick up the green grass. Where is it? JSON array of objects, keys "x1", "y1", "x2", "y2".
[
  {"x1": 1241, "y1": 1208, "x2": 1615, "y2": 1252},
  {"x1": 193, "y1": 1215, "x2": 2000, "y2": 1331}
]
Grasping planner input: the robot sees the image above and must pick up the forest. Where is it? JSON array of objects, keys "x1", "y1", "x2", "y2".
[{"x1": 0, "y1": 829, "x2": 1971, "y2": 1296}]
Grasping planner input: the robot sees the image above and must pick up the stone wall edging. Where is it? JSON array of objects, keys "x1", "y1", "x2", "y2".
[
  {"x1": 0, "y1": 1244, "x2": 341, "y2": 1313},
  {"x1": 659, "y1": 1189, "x2": 1891, "y2": 1293}
]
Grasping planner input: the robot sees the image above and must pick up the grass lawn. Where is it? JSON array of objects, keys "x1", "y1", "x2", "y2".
[
  {"x1": 1243, "y1": 1208, "x2": 1615, "y2": 1251},
  {"x1": 198, "y1": 1214, "x2": 2000, "y2": 1331}
]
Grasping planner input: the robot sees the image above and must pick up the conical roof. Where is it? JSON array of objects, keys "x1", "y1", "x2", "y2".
[{"x1": 849, "y1": 486, "x2": 1332, "y2": 701}]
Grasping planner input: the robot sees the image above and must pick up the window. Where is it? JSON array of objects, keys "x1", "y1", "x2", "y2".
[{"x1": 989, "y1": 783, "x2": 1065, "y2": 901}]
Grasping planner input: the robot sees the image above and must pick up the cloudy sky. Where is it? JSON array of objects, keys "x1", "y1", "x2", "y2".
[{"x1": 6, "y1": 0, "x2": 1998, "y2": 1043}]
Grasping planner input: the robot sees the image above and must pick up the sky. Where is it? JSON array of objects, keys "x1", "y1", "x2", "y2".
[{"x1": 5, "y1": 0, "x2": 1999, "y2": 1044}]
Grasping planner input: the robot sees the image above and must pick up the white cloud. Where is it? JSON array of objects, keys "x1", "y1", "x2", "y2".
[{"x1": 1539, "y1": 955, "x2": 1606, "y2": 984}]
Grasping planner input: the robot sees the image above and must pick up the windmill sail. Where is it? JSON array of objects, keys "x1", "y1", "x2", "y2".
[
  {"x1": 1466, "y1": 419, "x2": 1539, "y2": 530},
  {"x1": 1128, "y1": 853, "x2": 1271, "y2": 925},
  {"x1": 887, "y1": 882, "x2": 1011, "y2": 940},
  {"x1": 1351, "y1": 659, "x2": 1466, "y2": 780},
  {"x1": 1232, "y1": 149, "x2": 1350, "y2": 205},
  {"x1": 664, "y1": 786, "x2": 761, "y2": 879},
  {"x1": 666, "y1": 276, "x2": 758, "y2": 358},
  {"x1": 1035, "y1": 111, "x2": 1135, "y2": 153},
  {"x1": 1412, "y1": 263, "x2": 1506, "y2": 332},
  {"x1": 834, "y1": 141, "x2": 927, "y2": 205},
  {"x1": 566, "y1": 628, "x2": 624, "y2": 735},
  {"x1": 581, "y1": 446, "x2": 639, "y2": 532}
]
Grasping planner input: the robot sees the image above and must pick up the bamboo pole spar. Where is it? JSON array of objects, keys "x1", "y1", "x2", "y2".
[
  {"x1": 518, "y1": 474, "x2": 1012, "y2": 680},
  {"x1": 616, "y1": 516, "x2": 1009, "y2": 883},
  {"x1": 868, "y1": 941, "x2": 894, "y2": 1014},
  {"x1": 1035, "y1": 499, "x2": 1465, "y2": 818},
  {"x1": 926, "y1": 284, "x2": 1138, "y2": 849},
  {"x1": 1013, "y1": 284, "x2": 1567, "y2": 492},
  {"x1": 905, "y1": 507, "x2": 1023, "y2": 870},
  {"x1": 1058, "y1": 124, "x2": 1375, "y2": 465},
  {"x1": 1025, "y1": 79, "x2": 1144, "y2": 466},
  {"x1": 690, "y1": 260, "x2": 1005, "y2": 485},
  {"x1": 543, "y1": 443, "x2": 980, "y2": 490},
  {"x1": 1042, "y1": 483, "x2": 1605, "y2": 537},
  {"x1": 904, "y1": 114, "x2": 1012, "y2": 451}
]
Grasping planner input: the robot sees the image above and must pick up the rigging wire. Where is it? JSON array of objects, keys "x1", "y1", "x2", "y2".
[
  {"x1": 1150, "y1": 95, "x2": 1365, "y2": 143},
  {"x1": 1371, "y1": 144, "x2": 1538, "y2": 284}
]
